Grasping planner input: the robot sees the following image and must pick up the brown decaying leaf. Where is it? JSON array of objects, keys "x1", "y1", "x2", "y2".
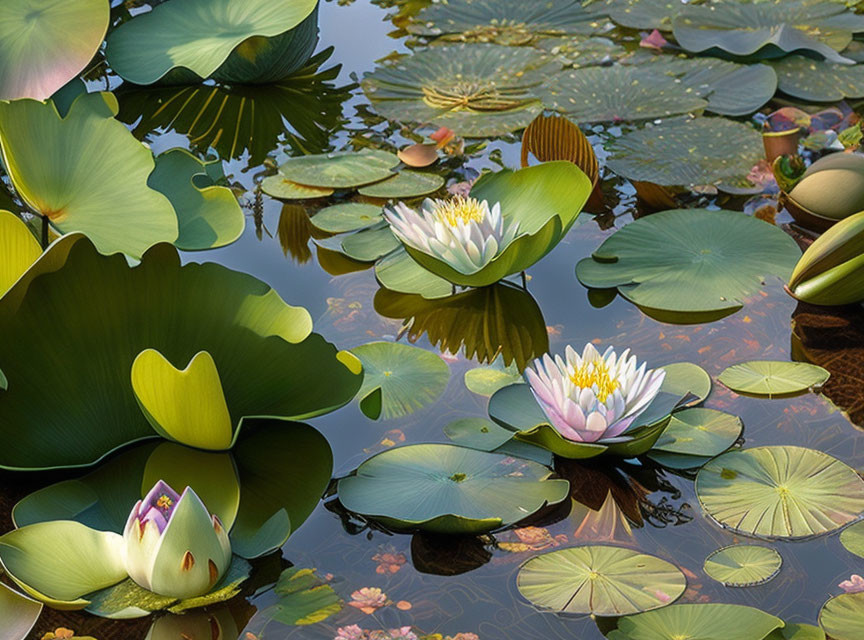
[{"x1": 521, "y1": 113, "x2": 599, "y2": 185}]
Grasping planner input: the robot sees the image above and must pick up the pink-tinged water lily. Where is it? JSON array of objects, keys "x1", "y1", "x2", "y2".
[
  {"x1": 123, "y1": 481, "x2": 232, "y2": 599},
  {"x1": 525, "y1": 344, "x2": 666, "y2": 443},
  {"x1": 384, "y1": 196, "x2": 519, "y2": 275},
  {"x1": 840, "y1": 574, "x2": 864, "y2": 593}
]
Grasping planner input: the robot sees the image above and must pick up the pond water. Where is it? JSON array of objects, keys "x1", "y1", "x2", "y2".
[{"x1": 4, "y1": 1, "x2": 864, "y2": 639}]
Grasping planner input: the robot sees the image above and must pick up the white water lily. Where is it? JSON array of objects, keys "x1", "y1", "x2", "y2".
[
  {"x1": 384, "y1": 196, "x2": 519, "y2": 274},
  {"x1": 525, "y1": 344, "x2": 666, "y2": 443}
]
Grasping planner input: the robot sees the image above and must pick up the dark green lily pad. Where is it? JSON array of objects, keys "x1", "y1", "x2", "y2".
[
  {"x1": 613, "y1": 603, "x2": 784, "y2": 640},
  {"x1": 310, "y1": 203, "x2": 383, "y2": 234},
  {"x1": 340, "y1": 224, "x2": 401, "y2": 262},
  {"x1": 275, "y1": 150, "x2": 400, "y2": 189},
  {"x1": 839, "y1": 520, "x2": 864, "y2": 559},
  {"x1": 362, "y1": 44, "x2": 549, "y2": 137},
  {"x1": 695, "y1": 446, "x2": 864, "y2": 539},
  {"x1": 718, "y1": 361, "x2": 830, "y2": 397},
  {"x1": 819, "y1": 592, "x2": 864, "y2": 640},
  {"x1": 357, "y1": 171, "x2": 444, "y2": 198},
  {"x1": 443, "y1": 418, "x2": 553, "y2": 466},
  {"x1": 517, "y1": 545, "x2": 686, "y2": 616},
  {"x1": 375, "y1": 246, "x2": 454, "y2": 300},
  {"x1": 337, "y1": 443, "x2": 569, "y2": 534},
  {"x1": 606, "y1": 117, "x2": 764, "y2": 187},
  {"x1": 773, "y1": 55, "x2": 864, "y2": 102},
  {"x1": 703, "y1": 545, "x2": 782, "y2": 587},
  {"x1": 576, "y1": 209, "x2": 801, "y2": 314},
  {"x1": 647, "y1": 408, "x2": 742, "y2": 470},
  {"x1": 584, "y1": 0, "x2": 685, "y2": 30},
  {"x1": 534, "y1": 36, "x2": 628, "y2": 68}
]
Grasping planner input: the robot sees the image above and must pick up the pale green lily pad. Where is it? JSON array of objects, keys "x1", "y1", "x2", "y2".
[
  {"x1": 659, "y1": 362, "x2": 712, "y2": 406},
  {"x1": 0, "y1": 581, "x2": 42, "y2": 637},
  {"x1": 773, "y1": 55, "x2": 864, "y2": 102},
  {"x1": 261, "y1": 176, "x2": 335, "y2": 201},
  {"x1": 148, "y1": 149, "x2": 245, "y2": 251},
  {"x1": 275, "y1": 149, "x2": 400, "y2": 189},
  {"x1": 766, "y1": 624, "x2": 826, "y2": 640},
  {"x1": 613, "y1": 603, "x2": 784, "y2": 640},
  {"x1": 576, "y1": 209, "x2": 801, "y2": 314},
  {"x1": 338, "y1": 443, "x2": 568, "y2": 534},
  {"x1": 839, "y1": 520, "x2": 864, "y2": 558},
  {"x1": 0, "y1": 0, "x2": 109, "y2": 100},
  {"x1": 409, "y1": 0, "x2": 599, "y2": 43},
  {"x1": 718, "y1": 361, "x2": 830, "y2": 397},
  {"x1": 248, "y1": 567, "x2": 342, "y2": 629},
  {"x1": 357, "y1": 171, "x2": 445, "y2": 198},
  {"x1": 362, "y1": 44, "x2": 549, "y2": 137},
  {"x1": 671, "y1": 1, "x2": 864, "y2": 64},
  {"x1": 375, "y1": 246, "x2": 454, "y2": 300},
  {"x1": 703, "y1": 545, "x2": 782, "y2": 587},
  {"x1": 539, "y1": 65, "x2": 707, "y2": 124},
  {"x1": 105, "y1": 0, "x2": 319, "y2": 85},
  {"x1": 517, "y1": 545, "x2": 686, "y2": 616},
  {"x1": 695, "y1": 446, "x2": 864, "y2": 539},
  {"x1": 0, "y1": 93, "x2": 179, "y2": 259},
  {"x1": 310, "y1": 203, "x2": 382, "y2": 233},
  {"x1": 819, "y1": 592, "x2": 864, "y2": 640},
  {"x1": 351, "y1": 341, "x2": 450, "y2": 420},
  {"x1": 585, "y1": 0, "x2": 686, "y2": 30},
  {"x1": 606, "y1": 117, "x2": 764, "y2": 187},
  {"x1": 464, "y1": 361, "x2": 523, "y2": 396}
]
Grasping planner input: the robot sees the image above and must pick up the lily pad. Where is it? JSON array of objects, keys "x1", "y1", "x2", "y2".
[
  {"x1": 0, "y1": 92, "x2": 179, "y2": 259},
  {"x1": 0, "y1": 0, "x2": 109, "y2": 101},
  {"x1": 718, "y1": 361, "x2": 830, "y2": 397},
  {"x1": 534, "y1": 36, "x2": 628, "y2": 68},
  {"x1": 819, "y1": 592, "x2": 864, "y2": 640},
  {"x1": 362, "y1": 44, "x2": 549, "y2": 137},
  {"x1": 659, "y1": 362, "x2": 712, "y2": 406},
  {"x1": 585, "y1": 0, "x2": 686, "y2": 30},
  {"x1": 339, "y1": 224, "x2": 401, "y2": 262},
  {"x1": 409, "y1": 0, "x2": 599, "y2": 44},
  {"x1": 773, "y1": 55, "x2": 864, "y2": 102},
  {"x1": 261, "y1": 177, "x2": 334, "y2": 201},
  {"x1": 671, "y1": 0, "x2": 864, "y2": 64},
  {"x1": 443, "y1": 418, "x2": 553, "y2": 466},
  {"x1": 0, "y1": 582, "x2": 42, "y2": 637},
  {"x1": 695, "y1": 446, "x2": 864, "y2": 539},
  {"x1": 274, "y1": 149, "x2": 400, "y2": 189},
  {"x1": 703, "y1": 545, "x2": 782, "y2": 587},
  {"x1": 0, "y1": 210, "x2": 41, "y2": 297},
  {"x1": 357, "y1": 171, "x2": 444, "y2": 198},
  {"x1": 839, "y1": 520, "x2": 864, "y2": 559},
  {"x1": 576, "y1": 209, "x2": 801, "y2": 314},
  {"x1": 310, "y1": 203, "x2": 383, "y2": 234},
  {"x1": 249, "y1": 567, "x2": 342, "y2": 628},
  {"x1": 337, "y1": 443, "x2": 569, "y2": 533},
  {"x1": 105, "y1": 0, "x2": 319, "y2": 85},
  {"x1": 766, "y1": 624, "x2": 826, "y2": 640},
  {"x1": 375, "y1": 246, "x2": 455, "y2": 299},
  {"x1": 613, "y1": 603, "x2": 784, "y2": 640},
  {"x1": 606, "y1": 117, "x2": 764, "y2": 187},
  {"x1": 517, "y1": 545, "x2": 686, "y2": 616},
  {"x1": 351, "y1": 341, "x2": 450, "y2": 420},
  {"x1": 647, "y1": 408, "x2": 742, "y2": 470},
  {"x1": 464, "y1": 362, "x2": 523, "y2": 397}
]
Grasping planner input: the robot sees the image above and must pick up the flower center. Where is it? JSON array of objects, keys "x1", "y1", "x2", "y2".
[
  {"x1": 569, "y1": 358, "x2": 619, "y2": 402},
  {"x1": 155, "y1": 494, "x2": 174, "y2": 512},
  {"x1": 432, "y1": 196, "x2": 487, "y2": 227}
]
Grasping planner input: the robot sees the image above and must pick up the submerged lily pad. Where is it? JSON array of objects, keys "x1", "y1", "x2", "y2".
[
  {"x1": 576, "y1": 209, "x2": 801, "y2": 314},
  {"x1": 517, "y1": 545, "x2": 686, "y2": 616},
  {"x1": 773, "y1": 55, "x2": 864, "y2": 102},
  {"x1": 105, "y1": 0, "x2": 319, "y2": 85},
  {"x1": 647, "y1": 408, "x2": 742, "y2": 470},
  {"x1": 695, "y1": 446, "x2": 864, "y2": 539},
  {"x1": 337, "y1": 443, "x2": 569, "y2": 534},
  {"x1": 613, "y1": 603, "x2": 784, "y2": 640},
  {"x1": 351, "y1": 341, "x2": 450, "y2": 420},
  {"x1": 839, "y1": 520, "x2": 864, "y2": 559},
  {"x1": 0, "y1": 0, "x2": 109, "y2": 101},
  {"x1": 362, "y1": 44, "x2": 549, "y2": 137},
  {"x1": 718, "y1": 361, "x2": 830, "y2": 397},
  {"x1": 357, "y1": 171, "x2": 444, "y2": 198},
  {"x1": 274, "y1": 150, "x2": 400, "y2": 189},
  {"x1": 606, "y1": 117, "x2": 764, "y2": 187},
  {"x1": 703, "y1": 545, "x2": 782, "y2": 587},
  {"x1": 310, "y1": 203, "x2": 383, "y2": 234},
  {"x1": 819, "y1": 592, "x2": 864, "y2": 640}
]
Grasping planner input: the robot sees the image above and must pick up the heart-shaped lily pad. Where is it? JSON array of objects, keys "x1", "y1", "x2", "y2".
[
  {"x1": 310, "y1": 203, "x2": 382, "y2": 234},
  {"x1": 274, "y1": 150, "x2": 400, "y2": 189},
  {"x1": 695, "y1": 446, "x2": 864, "y2": 539},
  {"x1": 718, "y1": 361, "x2": 829, "y2": 397},
  {"x1": 819, "y1": 592, "x2": 864, "y2": 640},
  {"x1": 647, "y1": 408, "x2": 742, "y2": 470},
  {"x1": 357, "y1": 171, "x2": 444, "y2": 198},
  {"x1": 0, "y1": 211, "x2": 41, "y2": 297},
  {"x1": 613, "y1": 603, "x2": 784, "y2": 640},
  {"x1": 337, "y1": 443, "x2": 569, "y2": 534},
  {"x1": 517, "y1": 545, "x2": 686, "y2": 616},
  {"x1": 703, "y1": 545, "x2": 782, "y2": 587},
  {"x1": 773, "y1": 55, "x2": 864, "y2": 102}
]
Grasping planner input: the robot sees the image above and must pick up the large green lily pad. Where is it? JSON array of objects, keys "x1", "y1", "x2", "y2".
[
  {"x1": 703, "y1": 545, "x2": 782, "y2": 587},
  {"x1": 0, "y1": 235, "x2": 361, "y2": 470},
  {"x1": 338, "y1": 443, "x2": 569, "y2": 534},
  {"x1": 606, "y1": 117, "x2": 764, "y2": 187},
  {"x1": 585, "y1": 0, "x2": 686, "y2": 30},
  {"x1": 612, "y1": 603, "x2": 784, "y2": 640},
  {"x1": 105, "y1": 0, "x2": 319, "y2": 85},
  {"x1": 274, "y1": 149, "x2": 399, "y2": 189},
  {"x1": 718, "y1": 361, "x2": 830, "y2": 397},
  {"x1": 672, "y1": 0, "x2": 864, "y2": 64},
  {"x1": 576, "y1": 209, "x2": 801, "y2": 314},
  {"x1": 819, "y1": 592, "x2": 864, "y2": 640},
  {"x1": 362, "y1": 44, "x2": 549, "y2": 137},
  {"x1": 0, "y1": 0, "x2": 109, "y2": 101},
  {"x1": 773, "y1": 55, "x2": 864, "y2": 102},
  {"x1": 0, "y1": 93, "x2": 179, "y2": 259},
  {"x1": 839, "y1": 520, "x2": 864, "y2": 559},
  {"x1": 647, "y1": 408, "x2": 742, "y2": 471},
  {"x1": 351, "y1": 341, "x2": 450, "y2": 420},
  {"x1": 0, "y1": 581, "x2": 42, "y2": 637},
  {"x1": 409, "y1": 0, "x2": 599, "y2": 44},
  {"x1": 517, "y1": 545, "x2": 686, "y2": 616},
  {"x1": 695, "y1": 446, "x2": 864, "y2": 539}
]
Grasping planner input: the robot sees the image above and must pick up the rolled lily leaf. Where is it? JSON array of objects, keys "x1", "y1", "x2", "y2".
[
  {"x1": 788, "y1": 209, "x2": 864, "y2": 305},
  {"x1": 785, "y1": 153, "x2": 864, "y2": 230},
  {"x1": 0, "y1": 521, "x2": 127, "y2": 608},
  {"x1": 0, "y1": 581, "x2": 42, "y2": 639},
  {"x1": 0, "y1": 210, "x2": 41, "y2": 297}
]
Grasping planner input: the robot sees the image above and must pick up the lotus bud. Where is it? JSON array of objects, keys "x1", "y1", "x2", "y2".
[
  {"x1": 783, "y1": 153, "x2": 864, "y2": 231},
  {"x1": 123, "y1": 480, "x2": 232, "y2": 599},
  {"x1": 787, "y1": 209, "x2": 864, "y2": 306}
]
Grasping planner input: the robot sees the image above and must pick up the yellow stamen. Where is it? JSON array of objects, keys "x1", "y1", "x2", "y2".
[
  {"x1": 569, "y1": 358, "x2": 619, "y2": 402},
  {"x1": 156, "y1": 495, "x2": 173, "y2": 511},
  {"x1": 433, "y1": 196, "x2": 487, "y2": 227}
]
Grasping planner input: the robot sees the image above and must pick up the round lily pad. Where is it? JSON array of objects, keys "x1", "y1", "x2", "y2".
[
  {"x1": 718, "y1": 361, "x2": 830, "y2": 397},
  {"x1": 357, "y1": 171, "x2": 444, "y2": 198},
  {"x1": 517, "y1": 545, "x2": 686, "y2": 616},
  {"x1": 337, "y1": 443, "x2": 569, "y2": 534},
  {"x1": 647, "y1": 408, "x2": 742, "y2": 470},
  {"x1": 659, "y1": 362, "x2": 712, "y2": 406},
  {"x1": 703, "y1": 545, "x2": 782, "y2": 587},
  {"x1": 576, "y1": 209, "x2": 801, "y2": 314},
  {"x1": 275, "y1": 150, "x2": 400, "y2": 189},
  {"x1": 606, "y1": 117, "x2": 764, "y2": 187},
  {"x1": 261, "y1": 177, "x2": 335, "y2": 201},
  {"x1": 351, "y1": 341, "x2": 450, "y2": 420},
  {"x1": 839, "y1": 520, "x2": 864, "y2": 559},
  {"x1": 585, "y1": 0, "x2": 687, "y2": 30},
  {"x1": 362, "y1": 44, "x2": 548, "y2": 137},
  {"x1": 310, "y1": 203, "x2": 382, "y2": 233},
  {"x1": 695, "y1": 446, "x2": 864, "y2": 539},
  {"x1": 613, "y1": 603, "x2": 784, "y2": 640},
  {"x1": 773, "y1": 55, "x2": 864, "y2": 102},
  {"x1": 535, "y1": 36, "x2": 628, "y2": 68},
  {"x1": 339, "y1": 224, "x2": 400, "y2": 262},
  {"x1": 819, "y1": 592, "x2": 864, "y2": 640}
]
